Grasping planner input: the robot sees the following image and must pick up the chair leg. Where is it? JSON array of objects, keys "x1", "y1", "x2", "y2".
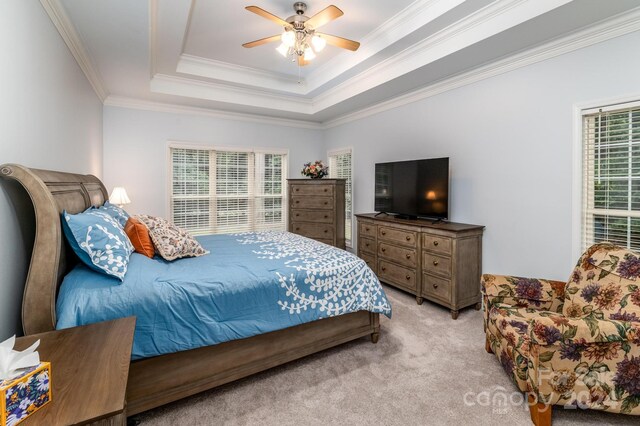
[
  {"x1": 528, "y1": 394, "x2": 552, "y2": 426},
  {"x1": 485, "y1": 336, "x2": 493, "y2": 354}
]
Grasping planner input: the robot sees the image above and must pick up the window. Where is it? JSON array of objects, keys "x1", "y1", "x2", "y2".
[
  {"x1": 582, "y1": 101, "x2": 640, "y2": 251},
  {"x1": 329, "y1": 148, "x2": 353, "y2": 247},
  {"x1": 170, "y1": 145, "x2": 288, "y2": 234}
]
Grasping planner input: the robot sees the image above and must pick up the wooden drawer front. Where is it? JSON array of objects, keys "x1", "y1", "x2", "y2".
[
  {"x1": 359, "y1": 252, "x2": 376, "y2": 270},
  {"x1": 378, "y1": 260, "x2": 417, "y2": 291},
  {"x1": 359, "y1": 222, "x2": 377, "y2": 238},
  {"x1": 291, "y1": 196, "x2": 334, "y2": 210},
  {"x1": 378, "y1": 242, "x2": 416, "y2": 268},
  {"x1": 378, "y1": 226, "x2": 417, "y2": 248},
  {"x1": 359, "y1": 237, "x2": 376, "y2": 255},
  {"x1": 422, "y1": 252, "x2": 452, "y2": 278},
  {"x1": 291, "y1": 209, "x2": 333, "y2": 223},
  {"x1": 290, "y1": 184, "x2": 334, "y2": 196},
  {"x1": 422, "y1": 234, "x2": 452, "y2": 255},
  {"x1": 422, "y1": 274, "x2": 452, "y2": 302},
  {"x1": 315, "y1": 238, "x2": 334, "y2": 246},
  {"x1": 291, "y1": 222, "x2": 335, "y2": 239}
]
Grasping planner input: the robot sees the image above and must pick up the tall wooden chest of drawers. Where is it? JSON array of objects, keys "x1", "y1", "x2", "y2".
[
  {"x1": 288, "y1": 179, "x2": 346, "y2": 249},
  {"x1": 356, "y1": 213, "x2": 484, "y2": 319}
]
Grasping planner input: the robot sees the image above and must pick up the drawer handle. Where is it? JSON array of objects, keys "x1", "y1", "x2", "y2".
[
  {"x1": 365, "y1": 243, "x2": 369, "y2": 247},
  {"x1": 433, "y1": 241, "x2": 439, "y2": 246},
  {"x1": 381, "y1": 247, "x2": 386, "y2": 252},
  {"x1": 296, "y1": 200, "x2": 300, "y2": 204},
  {"x1": 295, "y1": 188, "x2": 299, "y2": 192},
  {"x1": 433, "y1": 283, "x2": 439, "y2": 289},
  {"x1": 324, "y1": 201, "x2": 328, "y2": 205},
  {"x1": 433, "y1": 260, "x2": 439, "y2": 266},
  {"x1": 324, "y1": 188, "x2": 328, "y2": 192},
  {"x1": 295, "y1": 227, "x2": 300, "y2": 231},
  {"x1": 406, "y1": 254, "x2": 411, "y2": 259},
  {"x1": 324, "y1": 215, "x2": 328, "y2": 219},
  {"x1": 405, "y1": 275, "x2": 411, "y2": 280},
  {"x1": 296, "y1": 213, "x2": 300, "y2": 217},
  {"x1": 324, "y1": 230, "x2": 328, "y2": 233},
  {"x1": 365, "y1": 227, "x2": 370, "y2": 231},
  {"x1": 381, "y1": 266, "x2": 386, "y2": 272},
  {"x1": 406, "y1": 236, "x2": 411, "y2": 241},
  {"x1": 381, "y1": 230, "x2": 386, "y2": 236}
]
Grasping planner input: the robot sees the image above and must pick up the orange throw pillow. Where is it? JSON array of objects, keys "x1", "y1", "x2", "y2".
[{"x1": 124, "y1": 217, "x2": 155, "y2": 258}]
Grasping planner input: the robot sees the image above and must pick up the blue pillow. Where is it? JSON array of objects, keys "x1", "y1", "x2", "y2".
[
  {"x1": 99, "y1": 202, "x2": 130, "y2": 228},
  {"x1": 61, "y1": 209, "x2": 134, "y2": 281}
]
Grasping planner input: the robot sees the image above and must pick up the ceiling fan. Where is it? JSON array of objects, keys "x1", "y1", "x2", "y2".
[{"x1": 242, "y1": 2, "x2": 360, "y2": 66}]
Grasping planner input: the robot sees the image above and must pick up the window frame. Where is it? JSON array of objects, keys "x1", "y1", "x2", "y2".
[
  {"x1": 167, "y1": 141, "x2": 289, "y2": 235},
  {"x1": 574, "y1": 96, "x2": 640, "y2": 259},
  {"x1": 328, "y1": 147, "x2": 354, "y2": 248}
]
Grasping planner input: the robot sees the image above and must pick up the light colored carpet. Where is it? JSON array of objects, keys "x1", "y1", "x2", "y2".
[{"x1": 138, "y1": 286, "x2": 636, "y2": 425}]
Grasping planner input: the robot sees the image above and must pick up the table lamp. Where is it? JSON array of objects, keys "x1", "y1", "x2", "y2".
[{"x1": 109, "y1": 187, "x2": 131, "y2": 208}]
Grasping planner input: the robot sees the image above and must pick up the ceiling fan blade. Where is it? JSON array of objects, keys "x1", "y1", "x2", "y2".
[
  {"x1": 315, "y1": 33, "x2": 360, "y2": 51},
  {"x1": 297, "y1": 55, "x2": 310, "y2": 67},
  {"x1": 245, "y1": 6, "x2": 289, "y2": 27},
  {"x1": 305, "y1": 5, "x2": 343, "y2": 29},
  {"x1": 242, "y1": 35, "x2": 282, "y2": 48}
]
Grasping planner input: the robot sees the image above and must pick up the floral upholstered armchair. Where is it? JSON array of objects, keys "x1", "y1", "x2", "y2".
[{"x1": 482, "y1": 243, "x2": 640, "y2": 425}]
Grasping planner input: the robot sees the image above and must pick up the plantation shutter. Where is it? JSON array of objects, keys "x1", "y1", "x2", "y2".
[
  {"x1": 170, "y1": 145, "x2": 287, "y2": 235},
  {"x1": 582, "y1": 101, "x2": 640, "y2": 251},
  {"x1": 329, "y1": 148, "x2": 353, "y2": 247}
]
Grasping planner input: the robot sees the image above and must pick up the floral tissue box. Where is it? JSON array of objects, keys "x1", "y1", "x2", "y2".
[{"x1": 1, "y1": 362, "x2": 51, "y2": 426}]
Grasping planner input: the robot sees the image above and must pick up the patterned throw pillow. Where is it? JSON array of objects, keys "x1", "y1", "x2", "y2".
[
  {"x1": 98, "y1": 202, "x2": 130, "y2": 228},
  {"x1": 62, "y1": 208, "x2": 134, "y2": 280},
  {"x1": 136, "y1": 215, "x2": 208, "y2": 261}
]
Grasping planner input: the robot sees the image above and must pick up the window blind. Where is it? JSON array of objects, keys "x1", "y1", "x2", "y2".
[
  {"x1": 329, "y1": 148, "x2": 353, "y2": 247},
  {"x1": 582, "y1": 103, "x2": 640, "y2": 251},
  {"x1": 170, "y1": 146, "x2": 287, "y2": 235}
]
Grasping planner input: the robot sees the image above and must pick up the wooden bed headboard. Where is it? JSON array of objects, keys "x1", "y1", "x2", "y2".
[{"x1": 0, "y1": 164, "x2": 108, "y2": 335}]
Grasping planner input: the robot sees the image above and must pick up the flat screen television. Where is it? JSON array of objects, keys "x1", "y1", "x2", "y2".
[{"x1": 374, "y1": 157, "x2": 449, "y2": 220}]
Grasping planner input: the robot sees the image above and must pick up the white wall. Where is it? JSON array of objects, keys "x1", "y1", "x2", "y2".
[
  {"x1": 0, "y1": 1, "x2": 103, "y2": 339},
  {"x1": 103, "y1": 107, "x2": 324, "y2": 217},
  {"x1": 324, "y1": 31, "x2": 640, "y2": 281}
]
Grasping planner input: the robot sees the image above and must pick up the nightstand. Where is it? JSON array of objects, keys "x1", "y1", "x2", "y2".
[{"x1": 14, "y1": 317, "x2": 136, "y2": 425}]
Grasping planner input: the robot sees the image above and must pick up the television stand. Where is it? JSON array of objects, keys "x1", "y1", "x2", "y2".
[{"x1": 355, "y1": 213, "x2": 485, "y2": 320}]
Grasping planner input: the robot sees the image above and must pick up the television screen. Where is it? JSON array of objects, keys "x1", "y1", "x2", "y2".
[{"x1": 374, "y1": 158, "x2": 449, "y2": 219}]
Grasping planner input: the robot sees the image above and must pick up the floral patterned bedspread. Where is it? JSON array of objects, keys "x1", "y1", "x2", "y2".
[{"x1": 56, "y1": 231, "x2": 391, "y2": 359}]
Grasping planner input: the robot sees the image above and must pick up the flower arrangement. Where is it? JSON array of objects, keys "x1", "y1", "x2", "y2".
[{"x1": 301, "y1": 160, "x2": 328, "y2": 179}]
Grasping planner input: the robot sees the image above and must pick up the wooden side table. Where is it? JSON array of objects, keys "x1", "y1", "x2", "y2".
[{"x1": 14, "y1": 317, "x2": 136, "y2": 425}]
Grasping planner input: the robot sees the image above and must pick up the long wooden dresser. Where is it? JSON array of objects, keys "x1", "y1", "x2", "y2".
[
  {"x1": 356, "y1": 213, "x2": 484, "y2": 319},
  {"x1": 288, "y1": 179, "x2": 346, "y2": 249}
]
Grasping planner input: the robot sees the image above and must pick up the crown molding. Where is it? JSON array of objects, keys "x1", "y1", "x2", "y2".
[
  {"x1": 40, "y1": 0, "x2": 108, "y2": 101},
  {"x1": 151, "y1": 74, "x2": 314, "y2": 114},
  {"x1": 322, "y1": 7, "x2": 640, "y2": 129},
  {"x1": 306, "y1": 0, "x2": 465, "y2": 91},
  {"x1": 314, "y1": 0, "x2": 571, "y2": 111},
  {"x1": 177, "y1": 54, "x2": 307, "y2": 94},
  {"x1": 103, "y1": 96, "x2": 323, "y2": 129}
]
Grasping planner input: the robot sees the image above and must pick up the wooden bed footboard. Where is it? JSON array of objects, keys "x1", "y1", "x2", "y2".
[{"x1": 127, "y1": 311, "x2": 380, "y2": 415}]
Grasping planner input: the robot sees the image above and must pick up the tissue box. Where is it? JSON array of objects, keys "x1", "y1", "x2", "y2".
[{"x1": 1, "y1": 362, "x2": 51, "y2": 426}]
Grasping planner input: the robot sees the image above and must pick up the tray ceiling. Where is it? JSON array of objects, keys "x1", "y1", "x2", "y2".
[{"x1": 54, "y1": 0, "x2": 640, "y2": 125}]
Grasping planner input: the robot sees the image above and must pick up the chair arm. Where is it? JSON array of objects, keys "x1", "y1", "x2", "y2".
[
  {"x1": 528, "y1": 311, "x2": 640, "y2": 346},
  {"x1": 481, "y1": 274, "x2": 566, "y2": 311}
]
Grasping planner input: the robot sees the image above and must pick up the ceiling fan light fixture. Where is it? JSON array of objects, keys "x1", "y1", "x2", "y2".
[
  {"x1": 276, "y1": 43, "x2": 290, "y2": 57},
  {"x1": 281, "y1": 30, "x2": 295, "y2": 47},
  {"x1": 311, "y1": 35, "x2": 326, "y2": 52},
  {"x1": 303, "y1": 46, "x2": 316, "y2": 61}
]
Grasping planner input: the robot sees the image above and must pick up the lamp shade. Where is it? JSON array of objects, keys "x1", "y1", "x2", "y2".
[{"x1": 109, "y1": 187, "x2": 131, "y2": 207}]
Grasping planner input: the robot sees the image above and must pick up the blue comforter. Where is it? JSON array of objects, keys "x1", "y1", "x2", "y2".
[{"x1": 56, "y1": 231, "x2": 391, "y2": 359}]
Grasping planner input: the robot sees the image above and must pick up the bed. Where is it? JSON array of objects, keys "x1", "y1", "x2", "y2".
[{"x1": 1, "y1": 163, "x2": 389, "y2": 416}]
